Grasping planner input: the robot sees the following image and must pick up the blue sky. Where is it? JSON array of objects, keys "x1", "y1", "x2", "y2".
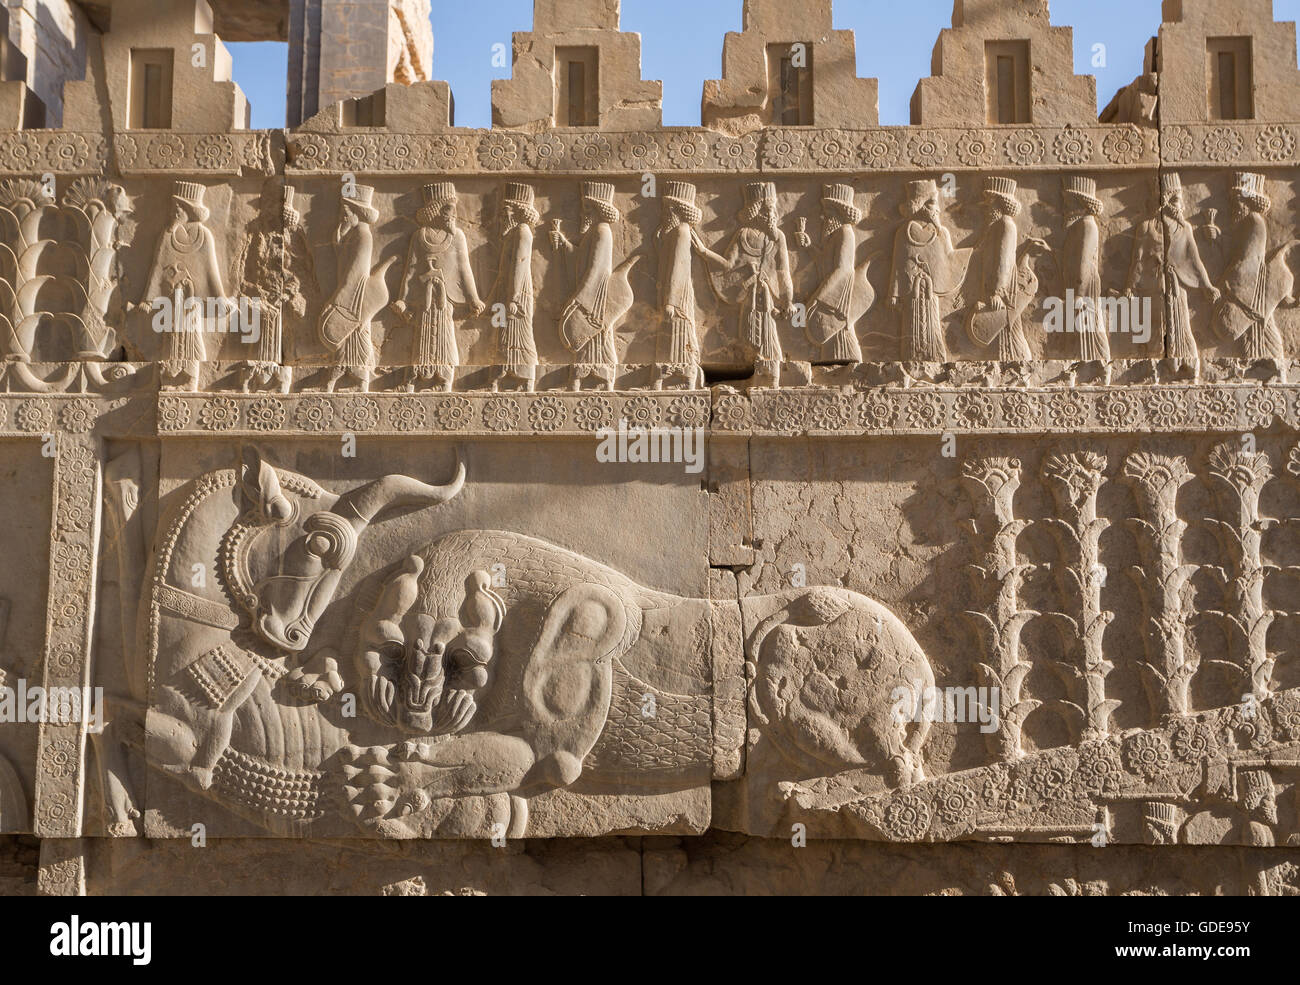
[{"x1": 228, "y1": 0, "x2": 1300, "y2": 129}]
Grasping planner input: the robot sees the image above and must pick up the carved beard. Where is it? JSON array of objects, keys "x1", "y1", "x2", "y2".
[
  {"x1": 1232, "y1": 198, "x2": 1250, "y2": 221},
  {"x1": 660, "y1": 211, "x2": 682, "y2": 234},
  {"x1": 581, "y1": 214, "x2": 593, "y2": 234},
  {"x1": 502, "y1": 211, "x2": 519, "y2": 235},
  {"x1": 1160, "y1": 198, "x2": 1183, "y2": 220}
]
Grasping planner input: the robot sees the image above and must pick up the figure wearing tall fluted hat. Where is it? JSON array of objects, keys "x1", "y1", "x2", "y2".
[
  {"x1": 320, "y1": 182, "x2": 396, "y2": 392},
  {"x1": 655, "y1": 181, "x2": 727, "y2": 389},
  {"x1": 138, "y1": 180, "x2": 228, "y2": 392},
  {"x1": 1061, "y1": 175, "x2": 1112, "y2": 379},
  {"x1": 489, "y1": 182, "x2": 541, "y2": 391},
  {"x1": 1215, "y1": 171, "x2": 1293, "y2": 378},
  {"x1": 552, "y1": 182, "x2": 639, "y2": 390},
  {"x1": 391, "y1": 181, "x2": 485, "y2": 392},
  {"x1": 806, "y1": 183, "x2": 874, "y2": 369}
]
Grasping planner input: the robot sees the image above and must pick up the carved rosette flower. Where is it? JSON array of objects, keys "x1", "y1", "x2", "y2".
[
  {"x1": 1222, "y1": 702, "x2": 1273, "y2": 749},
  {"x1": 761, "y1": 129, "x2": 806, "y2": 169},
  {"x1": 1004, "y1": 128, "x2": 1045, "y2": 166},
  {"x1": 859, "y1": 393, "x2": 898, "y2": 430},
  {"x1": 60, "y1": 398, "x2": 98, "y2": 434},
  {"x1": 1102, "y1": 124, "x2": 1146, "y2": 165},
  {"x1": 246, "y1": 397, "x2": 285, "y2": 432},
  {"x1": 338, "y1": 134, "x2": 377, "y2": 171},
  {"x1": 46, "y1": 134, "x2": 90, "y2": 170},
  {"x1": 616, "y1": 133, "x2": 660, "y2": 170},
  {"x1": 1203, "y1": 126, "x2": 1244, "y2": 163},
  {"x1": 572, "y1": 133, "x2": 612, "y2": 170},
  {"x1": 388, "y1": 397, "x2": 427, "y2": 432},
  {"x1": 1122, "y1": 732, "x2": 1172, "y2": 780},
  {"x1": 712, "y1": 394, "x2": 752, "y2": 431},
  {"x1": 432, "y1": 396, "x2": 472, "y2": 431},
  {"x1": 0, "y1": 131, "x2": 43, "y2": 171},
  {"x1": 1170, "y1": 719, "x2": 1218, "y2": 763},
  {"x1": 1257, "y1": 124, "x2": 1297, "y2": 162},
  {"x1": 1244, "y1": 388, "x2": 1287, "y2": 428},
  {"x1": 574, "y1": 395, "x2": 614, "y2": 432},
  {"x1": 57, "y1": 496, "x2": 89, "y2": 534},
  {"x1": 1270, "y1": 691, "x2": 1300, "y2": 742},
  {"x1": 527, "y1": 395, "x2": 566, "y2": 432},
  {"x1": 290, "y1": 134, "x2": 329, "y2": 170},
  {"x1": 1289, "y1": 442, "x2": 1300, "y2": 479},
  {"x1": 1053, "y1": 126, "x2": 1094, "y2": 166},
  {"x1": 1028, "y1": 752, "x2": 1076, "y2": 801},
  {"x1": 0, "y1": 402, "x2": 7, "y2": 430},
  {"x1": 147, "y1": 133, "x2": 186, "y2": 169},
  {"x1": 999, "y1": 391, "x2": 1042, "y2": 429},
  {"x1": 194, "y1": 134, "x2": 234, "y2": 170},
  {"x1": 477, "y1": 133, "x2": 520, "y2": 171},
  {"x1": 199, "y1": 397, "x2": 240, "y2": 431},
  {"x1": 339, "y1": 397, "x2": 380, "y2": 432},
  {"x1": 157, "y1": 396, "x2": 191, "y2": 432},
  {"x1": 427, "y1": 135, "x2": 468, "y2": 171},
  {"x1": 37, "y1": 857, "x2": 79, "y2": 896},
  {"x1": 482, "y1": 396, "x2": 521, "y2": 432},
  {"x1": 931, "y1": 781, "x2": 978, "y2": 828},
  {"x1": 666, "y1": 133, "x2": 708, "y2": 169},
  {"x1": 43, "y1": 736, "x2": 77, "y2": 779},
  {"x1": 1164, "y1": 126, "x2": 1195, "y2": 162},
  {"x1": 1194, "y1": 387, "x2": 1237, "y2": 428},
  {"x1": 293, "y1": 397, "x2": 334, "y2": 432},
  {"x1": 712, "y1": 134, "x2": 758, "y2": 170},
  {"x1": 45, "y1": 642, "x2": 78, "y2": 680},
  {"x1": 1075, "y1": 740, "x2": 1124, "y2": 795},
  {"x1": 809, "y1": 130, "x2": 854, "y2": 168},
  {"x1": 858, "y1": 131, "x2": 900, "y2": 169},
  {"x1": 881, "y1": 792, "x2": 931, "y2": 841},
  {"x1": 52, "y1": 593, "x2": 84, "y2": 629},
  {"x1": 808, "y1": 394, "x2": 851, "y2": 431},
  {"x1": 1095, "y1": 391, "x2": 1140, "y2": 429},
  {"x1": 906, "y1": 132, "x2": 947, "y2": 168},
  {"x1": 1143, "y1": 390, "x2": 1187, "y2": 429},
  {"x1": 666, "y1": 395, "x2": 709, "y2": 429},
  {"x1": 53, "y1": 542, "x2": 90, "y2": 576},
  {"x1": 764, "y1": 393, "x2": 809, "y2": 432},
  {"x1": 1046, "y1": 392, "x2": 1089, "y2": 430},
  {"x1": 956, "y1": 130, "x2": 995, "y2": 167},
  {"x1": 37, "y1": 791, "x2": 74, "y2": 828},
  {"x1": 380, "y1": 134, "x2": 419, "y2": 170},
  {"x1": 904, "y1": 392, "x2": 944, "y2": 430},
  {"x1": 952, "y1": 392, "x2": 994, "y2": 429},
  {"x1": 16, "y1": 400, "x2": 53, "y2": 432},
  {"x1": 1121, "y1": 451, "x2": 1191, "y2": 518},
  {"x1": 622, "y1": 395, "x2": 663, "y2": 430}
]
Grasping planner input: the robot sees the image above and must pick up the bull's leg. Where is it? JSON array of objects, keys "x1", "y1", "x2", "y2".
[
  {"x1": 88, "y1": 693, "x2": 146, "y2": 835},
  {"x1": 146, "y1": 668, "x2": 263, "y2": 788}
]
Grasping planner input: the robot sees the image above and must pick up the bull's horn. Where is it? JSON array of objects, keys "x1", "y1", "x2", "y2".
[{"x1": 331, "y1": 457, "x2": 465, "y2": 529}]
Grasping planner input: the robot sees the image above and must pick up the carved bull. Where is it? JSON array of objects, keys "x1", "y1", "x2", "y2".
[{"x1": 116, "y1": 450, "x2": 934, "y2": 838}]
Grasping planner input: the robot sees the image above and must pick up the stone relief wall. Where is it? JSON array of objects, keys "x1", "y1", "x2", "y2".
[{"x1": 0, "y1": 0, "x2": 1299, "y2": 896}]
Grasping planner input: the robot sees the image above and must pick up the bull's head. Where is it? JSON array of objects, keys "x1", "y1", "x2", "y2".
[{"x1": 224, "y1": 447, "x2": 465, "y2": 652}]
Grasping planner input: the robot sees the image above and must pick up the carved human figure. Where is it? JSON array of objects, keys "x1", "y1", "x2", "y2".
[
  {"x1": 966, "y1": 177, "x2": 1042, "y2": 378},
  {"x1": 889, "y1": 179, "x2": 967, "y2": 366},
  {"x1": 1213, "y1": 172, "x2": 1292, "y2": 380},
  {"x1": 1124, "y1": 172, "x2": 1219, "y2": 381},
  {"x1": 489, "y1": 182, "x2": 539, "y2": 392},
  {"x1": 391, "y1": 182, "x2": 485, "y2": 393},
  {"x1": 710, "y1": 182, "x2": 794, "y2": 388},
  {"x1": 233, "y1": 183, "x2": 314, "y2": 393},
  {"x1": 319, "y1": 184, "x2": 394, "y2": 393},
  {"x1": 654, "y1": 181, "x2": 726, "y2": 390},
  {"x1": 139, "y1": 181, "x2": 227, "y2": 392},
  {"x1": 553, "y1": 182, "x2": 631, "y2": 391},
  {"x1": 1061, "y1": 176, "x2": 1111, "y2": 382},
  {"x1": 806, "y1": 183, "x2": 868, "y2": 367}
]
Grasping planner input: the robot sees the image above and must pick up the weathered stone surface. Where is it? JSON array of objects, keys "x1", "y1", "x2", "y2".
[{"x1": 0, "y1": 0, "x2": 1299, "y2": 896}]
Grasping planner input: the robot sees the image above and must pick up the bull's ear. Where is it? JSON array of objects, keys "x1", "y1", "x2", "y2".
[{"x1": 239, "y1": 446, "x2": 290, "y2": 522}]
